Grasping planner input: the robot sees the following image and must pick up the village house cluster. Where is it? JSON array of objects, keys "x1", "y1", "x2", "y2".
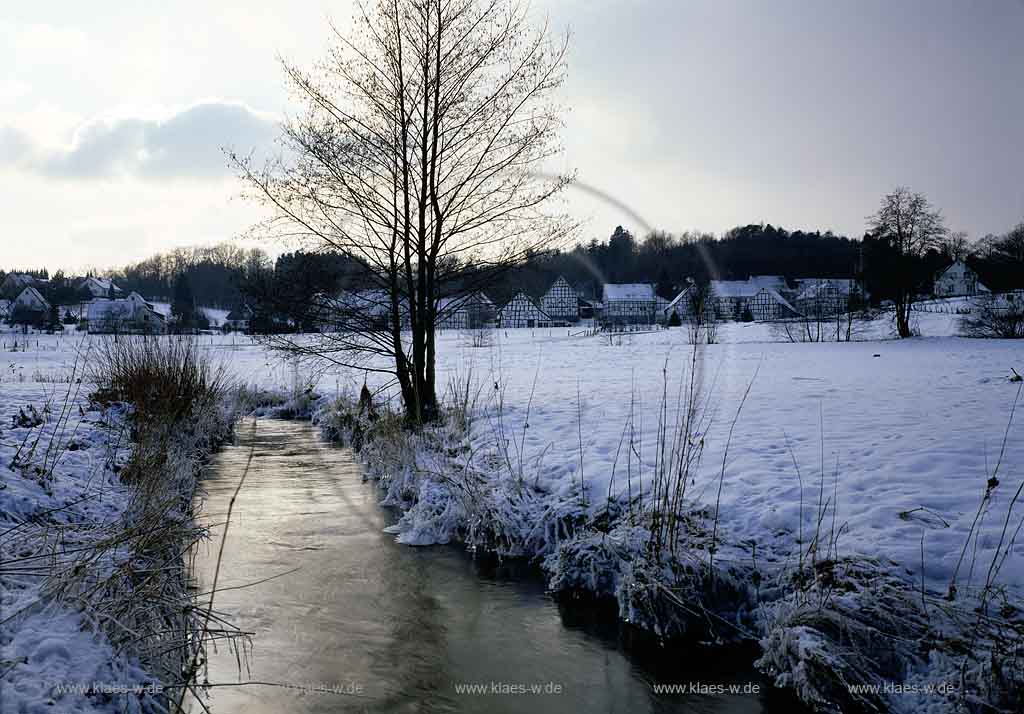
[
  {"x1": 478, "y1": 259, "x2": 990, "y2": 330},
  {"x1": 0, "y1": 258, "x2": 996, "y2": 335},
  {"x1": 0, "y1": 273, "x2": 167, "y2": 334}
]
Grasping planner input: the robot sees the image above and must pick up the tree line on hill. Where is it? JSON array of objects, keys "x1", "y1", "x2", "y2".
[{"x1": 5, "y1": 213, "x2": 1022, "y2": 334}]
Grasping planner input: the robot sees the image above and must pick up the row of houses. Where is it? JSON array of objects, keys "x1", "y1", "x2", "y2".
[
  {"x1": 664, "y1": 276, "x2": 866, "y2": 323},
  {"x1": 494, "y1": 276, "x2": 859, "y2": 328},
  {"x1": 2, "y1": 283, "x2": 169, "y2": 334},
  {"x1": 3, "y1": 259, "x2": 993, "y2": 333},
  {"x1": 311, "y1": 276, "x2": 832, "y2": 332},
  {"x1": 1, "y1": 273, "x2": 121, "y2": 300}
]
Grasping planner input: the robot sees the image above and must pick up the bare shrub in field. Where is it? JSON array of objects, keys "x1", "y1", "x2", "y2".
[
  {"x1": 960, "y1": 293, "x2": 1024, "y2": 339},
  {"x1": 684, "y1": 283, "x2": 718, "y2": 345},
  {"x1": 89, "y1": 336, "x2": 230, "y2": 427},
  {"x1": 462, "y1": 328, "x2": 494, "y2": 349}
]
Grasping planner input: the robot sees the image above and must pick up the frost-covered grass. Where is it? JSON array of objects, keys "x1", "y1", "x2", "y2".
[{"x1": 1, "y1": 337, "x2": 240, "y2": 713}]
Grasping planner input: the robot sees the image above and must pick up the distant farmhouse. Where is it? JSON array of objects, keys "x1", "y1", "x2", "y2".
[
  {"x1": 2, "y1": 273, "x2": 46, "y2": 300},
  {"x1": 934, "y1": 260, "x2": 990, "y2": 298},
  {"x1": 497, "y1": 291, "x2": 551, "y2": 328},
  {"x1": 664, "y1": 275, "x2": 863, "y2": 323},
  {"x1": 437, "y1": 293, "x2": 495, "y2": 330},
  {"x1": 317, "y1": 289, "x2": 405, "y2": 332},
  {"x1": 792, "y1": 278, "x2": 861, "y2": 319},
  {"x1": 77, "y1": 276, "x2": 122, "y2": 299},
  {"x1": 225, "y1": 305, "x2": 255, "y2": 333},
  {"x1": 600, "y1": 283, "x2": 663, "y2": 326},
  {"x1": 705, "y1": 276, "x2": 790, "y2": 321},
  {"x1": 539, "y1": 276, "x2": 579, "y2": 324},
  {"x1": 86, "y1": 292, "x2": 167, "y2": 334},
  {"x1": 10, "y1": 286, "x2": 51, "y2": 325}
]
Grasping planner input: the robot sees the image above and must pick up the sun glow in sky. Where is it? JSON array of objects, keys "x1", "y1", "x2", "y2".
[{"x1": 2, "y1": 0, "x2": 1022, "y2": 271}]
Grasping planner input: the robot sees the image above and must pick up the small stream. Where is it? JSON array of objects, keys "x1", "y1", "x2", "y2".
[{"x1": 191, "y1": 419, "x2": 801, "y2": 713}]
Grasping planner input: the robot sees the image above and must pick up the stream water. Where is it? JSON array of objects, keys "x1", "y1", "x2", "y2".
[{"x1": 191, "y1": 419, "x2": 801, "y2": 713}]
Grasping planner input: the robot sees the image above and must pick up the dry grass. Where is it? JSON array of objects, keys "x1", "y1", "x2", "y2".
[{"x1": 89, "y1": 336, "x2": 230, "y2": 428}]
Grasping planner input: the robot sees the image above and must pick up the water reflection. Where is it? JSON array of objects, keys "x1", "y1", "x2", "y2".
[{"x1": 191, "y1": 419, "x2": 800, "y2": 713}]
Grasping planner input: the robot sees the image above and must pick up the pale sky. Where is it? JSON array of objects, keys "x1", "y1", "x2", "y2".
[{"x1": 2, "y1": 0, "x2": 1023, "y2": 271}]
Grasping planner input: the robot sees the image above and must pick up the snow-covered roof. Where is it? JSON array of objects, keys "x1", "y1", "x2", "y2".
[
  {"x1": 710, "y1": 280, "x2": 759, "y2": 298},
  {"x1": 603, "y1": 283, "x2": 655, "y2": 301},
  {"x1": 3, "y1": 273, "x2": 38, "y2": 288},
  {"x1": 794, "y1": 279, "x2": 857, "y2": 302},
  {"x1": 15, "y1": 286, "x2": 50, "y2": 309},
  {"x1": 937, "y1": 260, "x2": 969, "y2": 277},
  {"x1": 79, "y1": 276, "x2": 120, "y2": 295},
  {"x1": 543, "y1": 275, "x2": 576, "y2": 295},
  {"x1": 326, "y1": 289, "x2": 402, "y2": 318},
  {"x1": 87, "y1": 299, "x2": 131, "y2": 322},
  {"x1": 498, "y1": 291, "x2": 550, "y2": 316},
  {"x1": 437, "y1": 292, "x2": 494, "y2": 312},
  {"x1": 226, "y1": 305, "x2": 254, "y2": 320},
  {"x1": 86, "y1": 292, "x2": 161, "y2": 323},
  {"x1": 711, "y1": 275, "x2": 787, "y2": 298}
]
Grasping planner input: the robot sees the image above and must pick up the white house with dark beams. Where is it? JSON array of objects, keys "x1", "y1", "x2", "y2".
[
  {"x1": 11, "y1": 286, "x2": 51, "y2": 322},
  {"x1": 437, "y1": 293, "x2": 495, "y2": 330},
  {"x1": 934, "y1": 260, "x2": 989, "y2": 297},
  {"x1": 709, "y1": 276, "x2": 789, "y2": 320},
  {"x1": 77, "y1": 276, "x2": 122, "y2": 298},
  {"x1": 601, "y1": 283, "x2": 659, "y2": 325},
  {"x1": 497, "y1": 292, "x2": 551, "y2": 328},
  {"x1": 539, "y1": 276, "x2": 579, "y2": 324}
]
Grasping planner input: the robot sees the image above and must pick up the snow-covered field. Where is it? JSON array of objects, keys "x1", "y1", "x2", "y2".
[
  {"x1": 2, "y1": 306, "x2": 1021, "y2": 710},
  {"x1": 445, "y1": 316, "x2": 1024, "y2": 596},
  {"x1": 3, "y1": 310, "x2": 1021, "y2": 597}
]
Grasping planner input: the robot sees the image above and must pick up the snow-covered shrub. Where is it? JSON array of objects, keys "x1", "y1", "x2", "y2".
[
  {"x1": 756, "y1": 558, "x2": 925, "y2": 713},
  {"x1": 543, "y1": 522, "x2": 648, "y2": 600},
  {"x1": 960, "y1": 294, "x2": 1024, "y2": 339},
  {"x1": 755, "y1": 555, "x2": 1024, "y2": 714},
  {"x1": 89, "y1": 335, "x2": 230, "y2": 428}
]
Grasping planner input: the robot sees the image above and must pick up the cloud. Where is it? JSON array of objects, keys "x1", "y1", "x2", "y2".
[{"x1": 0, "y1": 101, "x2": 279, "y2": 180}]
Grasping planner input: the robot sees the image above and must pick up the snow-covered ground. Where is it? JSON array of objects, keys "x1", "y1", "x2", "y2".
[
  {"x1": 148, "y1": 302, "x2": 230, "y2": 328},
  {"x1": 0, "y1": 337, "x2": 235, "y2": 713},
  {"x1": 2, "y1": 306, "x2": 1021, "y2": 710},
  {"x1": 441, "y1": 316, "x2": 1024, "y2": 596},
  {"x1": 0, "y1": 368, "x2": 159, "y2": 712},
  {"x1": 3, "y1": 310, "x2": 1020, "y2": 597}
]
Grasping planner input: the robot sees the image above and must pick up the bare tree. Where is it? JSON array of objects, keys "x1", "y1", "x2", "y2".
[
  {"x1": 685, "y1": 282, "x2": 717, "y2": 345},
  {"x1": 867, "y1": 187, "x2": 946, "y2": 338},
  {"x1": 985, "y1": 222, "x2": 1024, "y2": 264},
  {"x1": 941, "y1": 230, "x2": 972, "y2": 262},
  {"x1": 232, "y1": 0, "x2": 572, "y2": 424}
]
